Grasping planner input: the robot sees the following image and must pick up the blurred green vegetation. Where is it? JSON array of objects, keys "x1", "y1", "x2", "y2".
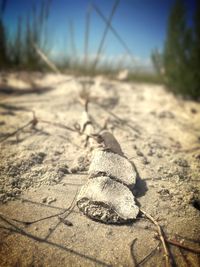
[
  {"x1": 0, "y1": 0, "x2": 51, "y2": 71},
  {"x1": 126, "y1": 72, "x2": 163, "y2": 84},
  {"x1": 152, "y1": 0, "x2": 200, "y2": 100}
]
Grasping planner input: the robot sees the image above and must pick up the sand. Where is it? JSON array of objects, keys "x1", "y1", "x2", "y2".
[{"x1": 0, "y1": 72, "x2": 199, "y2": 267}]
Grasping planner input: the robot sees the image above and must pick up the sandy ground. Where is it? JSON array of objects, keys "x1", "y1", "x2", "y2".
[{"x1": 0, "y1": 72, "x2": 200, "y2": 267}]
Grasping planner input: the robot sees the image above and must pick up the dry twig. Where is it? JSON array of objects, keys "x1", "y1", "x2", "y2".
[
  {"x1": 84, "y1": 5, "x2": 92, "y2": 66},
  {"x1": 0, "y1": 111, "x2": 82, "y2": 143},
  {"x1": 92, "y1": 2, "x2": 136, "y2": 64},
  {"x1": 165, "y1": 238, "x2": 200, "y2": 254},
  {"x1": 137, "y1": 243, "x2": 160, "y2": 266},
  {"x1": 0, "y1": 114, "x2": 38, "y2": 143},
  {"x1": 140, "y1": 209, "x2": 172, "y2": 267},
  {"x1": 93, "y1": 0, "x2": 120, "y2": 70},
  {"x1": 33, "y1": 43, "x2": 61, "y2": 74},
  {"x1": 44, "y1": 189, "x2": 79, "y2": 240},
  {"x1": 0, "y1": 190, "x2": 79, "y2": 228},
  {"x1": 39, "y1": 119, "x2": 77, "y2": 132},
  {"x1": 130, "y1": 236, "x2": 161, "y2": 266}
]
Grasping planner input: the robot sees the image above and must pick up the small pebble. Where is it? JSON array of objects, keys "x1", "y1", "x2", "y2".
[
  {"x1": 42, "y1": 197, "x2": 47, "y2": 203},
  {"x1": 47, "y1": 197, "x2": 57, "y2": 204},
  {"x1": 142, "y1": 157, "x2": 149, "y2": 165},
  {"x1": 136, "y1": 150, "x2": 144, "y2": 157}
]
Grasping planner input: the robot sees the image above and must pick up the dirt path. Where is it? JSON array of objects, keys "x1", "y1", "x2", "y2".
[{"x1": 0, "y1": 73, "x2": 200, "y2": 267}]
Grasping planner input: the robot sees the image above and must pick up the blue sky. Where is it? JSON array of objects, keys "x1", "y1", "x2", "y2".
[{"x1": 3, "y1": 0, "x2": 196, "y2": 68}]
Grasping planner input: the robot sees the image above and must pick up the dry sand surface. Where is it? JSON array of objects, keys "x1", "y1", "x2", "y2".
[{"x1": 0, "y1": 72, "x2": 200, "y2": 267}]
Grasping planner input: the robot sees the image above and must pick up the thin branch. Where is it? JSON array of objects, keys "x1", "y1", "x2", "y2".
[
  {"x1": 165, "y1": 238, "x2": 200, "y2": 254},
  {"x1": 39, "y1": 119, "x2": 77, "y2": 132},
  {"x1": 0, "y1": 117, "x2": 37, "y2": 143},
  {"x1": 0, "y1": 211, "x2": 63, "y2": 226},
  {"x1": 140, "y1": 209, "x2": 172, "y2": 267},
  {"x1": 93, "y1": 0, "x2": 120, "y2": 70},
  {"x1": 92, "y1": 3, "x2": 136, "y2": 64},
  {"x1": 84, "y1": 5, "x2": 92, "y2": 67},
  {"x1": 16, "y1": 197, "x2": 64, "y2": 210},
  {"x1": 137, "y1": 242, "x2": 160, "y2": 266},
  {"x1": 44, "y1": 189, "x2": 79, "y2": 240},
  {"x1": 69, "y1": 19, "x2": 77, "y2": 62},
  {"x1": 33, "y1": 43, "x2": 61, "y2": 74},
  {"x1": 0, "y1": 114, "x2": 80, "y2": 144},
  {"x1": 0, "y1": 190, "x2": 79, "y2": 228}
]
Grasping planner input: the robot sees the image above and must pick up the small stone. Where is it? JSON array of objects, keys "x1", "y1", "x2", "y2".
[
  {"x1": 174, "y1": 158, "x2": 188, "y2": 167},
  {"x1": 136, "y1": 150, "x2": 144, "y2": 157},
  {"x1": 47, "y1": 197, "x2": 57, "y2": 204},
  {"x1": 158, "y1": 111, "x2": 175, "y2": 119},
  {"x1": 13, "y1": 188, "x2": 21, "y2": 194},
  {"x1": 190, "y1": 108, "x2": 197, "y2": 114},
  {"x1": 153, "y1": 233, "x2": 159, "y2": 239},
  {"x1": 157, "y1": 189, "x2": 170, "y2": 195},
  {"x1": 54, "y1": 150, "x2": 63, "y2": 155},
  {"x1": 147, "y1": 149, "x2": 154, "y2": 156},
  {"x1": 31, "y1": 152, "x2": 46, "y2": 164},
  {"x1": 70, "y1": 167, "x2": 79, "y2": 173},
  {"x1": 0, "y1": 193, "x2": 5, "y2": 201},
  {"x1": 157, "y1": 166, "x2": 163, "y2": 172},
  {"x1": 157, "y1": 246, "x2": 161, "y2": 252},
  {"x1": 57, "y1": 166, "x2": 69, "y2": 174},
  {"x1": 106, "y1": 229, "x2": 113, "y2": 235},
  {"x1": 195, "y1": 154, "x2": 200, "y2": 160},
  {"x1": 70, "y1": 154, "x2": 90, "y2": 173},
  {"x1": 142, "y1": 157, "x2": 149, "y2": 165},
  {"x1": 42, "y1": 197, "x2": 47, "y2": 203}
]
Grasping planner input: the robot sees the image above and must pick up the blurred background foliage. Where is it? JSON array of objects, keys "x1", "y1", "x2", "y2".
[
  {"x1": 0, "y1": 0, "x2": 51, "y2": 70},
  {"x1": 152, "y1": 0, "x2": 200, "y2": 100}
]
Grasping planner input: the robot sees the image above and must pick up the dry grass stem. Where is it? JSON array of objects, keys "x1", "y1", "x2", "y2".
[
  {"x1": 33, "y1": 43, "x2": 61, "y2": 74},
  {"x1": 140, "y1": 209, "x2": 172, "y2": 267}
]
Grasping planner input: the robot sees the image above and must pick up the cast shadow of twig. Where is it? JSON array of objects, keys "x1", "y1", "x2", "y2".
[
  {"x1": 0, "y1": 215, "x2": 111, "y2": 267},
  {"x1": 0, "y1": 86, "x2": 53, "y2": 95},
  {"x1": 0, "y1": 103, "x2": 33, "y2": 117}
]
